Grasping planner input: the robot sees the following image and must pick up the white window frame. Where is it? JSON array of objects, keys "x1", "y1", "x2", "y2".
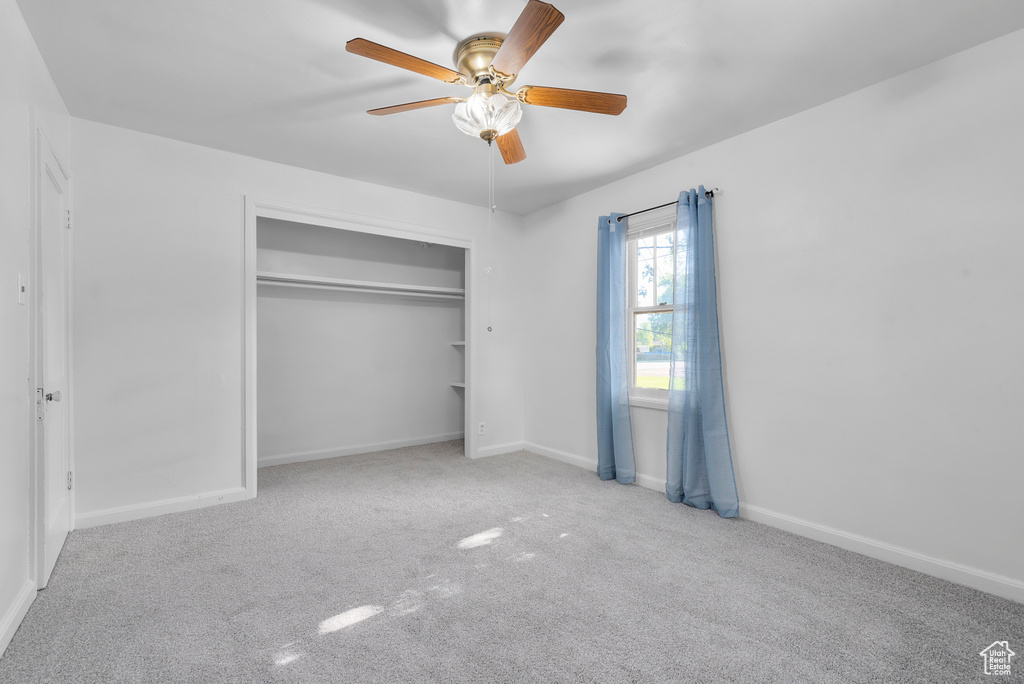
[{"x1": 625, "y1": 206, "x2": 678, "y2": 409}]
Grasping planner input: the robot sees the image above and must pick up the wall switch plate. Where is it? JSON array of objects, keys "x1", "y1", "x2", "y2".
[{"x1": 478, "y1": 422, "x2": 485, "y2": 435}]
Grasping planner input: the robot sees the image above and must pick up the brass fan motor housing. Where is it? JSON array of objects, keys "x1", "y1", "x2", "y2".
[{"x1": 454, "y1": 34, "x2": 514, "y2": 86}]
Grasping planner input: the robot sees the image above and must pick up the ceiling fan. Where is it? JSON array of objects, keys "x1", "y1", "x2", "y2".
[{"x1": 346, "y1": 0, "x2": 627, "y2": 165}]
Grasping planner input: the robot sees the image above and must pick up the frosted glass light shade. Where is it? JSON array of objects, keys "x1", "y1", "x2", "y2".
[{"x1": 452, "y1": 90, "x2": 522, "y2": 140}]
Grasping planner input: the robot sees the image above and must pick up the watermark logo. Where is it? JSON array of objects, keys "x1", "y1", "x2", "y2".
[{"x1": 980, "y1": 641, "x2": 1015, "y2": 676}]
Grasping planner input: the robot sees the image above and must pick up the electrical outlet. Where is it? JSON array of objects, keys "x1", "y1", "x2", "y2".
[
  {"x1": 17, "y1": 273, "x2": 25, "y2": 305},
  {"x1": 478, "y1": 422, "x2": 485, "y2": 435}
]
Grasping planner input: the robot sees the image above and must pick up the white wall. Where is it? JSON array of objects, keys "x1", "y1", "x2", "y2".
[
  {"x1": 521, "y1": 29, "x2": 1024, "y2": 600},
  {"x1": 70, "y1": 118, "x2": 525, "y2": 525},
  {"x1": 0, "y1": 0, "x2": 70, "y2": 654},
  {"x1": 257, "y1": 219, "x2": 466, "y2": 464}
]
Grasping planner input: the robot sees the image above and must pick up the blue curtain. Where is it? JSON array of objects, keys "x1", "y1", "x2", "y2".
[
  {"x1": 666, "y1": 188, "x2": 739, "y2": 517},
  {"x1": 596, "y1": 213, "x2": 636, "y2": 484}
]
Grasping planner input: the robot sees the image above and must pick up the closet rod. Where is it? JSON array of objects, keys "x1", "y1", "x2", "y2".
[
  {"x1": 256, "y1": 272, "x2": 465, "y2": 300},
  {"x1": 614, "y1": 188, "x2": 719, "y2": 223}
]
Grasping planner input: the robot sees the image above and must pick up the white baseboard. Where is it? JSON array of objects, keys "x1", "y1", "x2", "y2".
[
  {"x1": 523, "y1": 442, "x2": 597, "y2": 471},
  {"x1": 635, "y1": 472, "x2": 666, "y2": 493},
  {"x1": 740, "y1": 503, "x2": 1024, "y2": 604},
  {"x1": 473, "y1": 441, "x2": 525, "y2": 459},
  {"x1": 75, "y1": 487, "x2": 249, "y2": 529},
  {"x1": 1, "y1": 579, "x2": 36, "y2": 657},
  {"x1": 523, "y1": 441, "x2": 1024, "y2": 604},
  {"x1": 258, "y1": 433, "x2": 465, "y2": 468},
  {"x1": 522, "y1": 442, "x2": 666, "y2": 493}
]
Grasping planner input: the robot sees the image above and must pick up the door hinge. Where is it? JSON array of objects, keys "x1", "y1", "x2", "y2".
[
  {"x1": 67, "y1": 471, "x2": 73, "y2": 490},
  {"x1": 36, "y1": 388, "x2": 44, "y2": 421},
  {"x1": 65, "y1": 209, "x2": 72, "y2": 230}
]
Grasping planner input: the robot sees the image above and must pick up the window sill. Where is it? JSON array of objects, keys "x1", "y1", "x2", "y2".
[{"x1": 629, "y1": 395, "x2": 669, "y2": 411}]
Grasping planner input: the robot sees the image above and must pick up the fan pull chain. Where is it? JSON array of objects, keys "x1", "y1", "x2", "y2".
[{"x1": 485, "y1": 140, "x2": 495, "y2": 332}]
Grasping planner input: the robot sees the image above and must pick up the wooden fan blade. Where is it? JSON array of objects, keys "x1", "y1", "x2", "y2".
[
  {"x1": 489, "y1": 0, "x2": 565, "y2": 78},
  {"x1": 496, "y1": 129, "x2": 526, "y2": 164},
  {"x1": 519, "y1": 86, "x2": 627, "y2": 115},
  {"x1": 367, "y1": 97, "x2": 461, "y2": 116},
  {"x1": 346, "y1": 38, "x2": 466, "y2": 84}
]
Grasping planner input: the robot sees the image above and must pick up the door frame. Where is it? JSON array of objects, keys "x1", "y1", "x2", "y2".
[
  {"x1": 28, "y1": 117, "x2": 75, "y2": 586},
  {"x1": 242, "y1": 198, "x2": 478, "y2": 498}
]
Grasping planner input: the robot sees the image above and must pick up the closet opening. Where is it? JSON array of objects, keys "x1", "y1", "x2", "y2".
[{"x1": 243, "y1": 200, "x2": 475, "y2": 496}]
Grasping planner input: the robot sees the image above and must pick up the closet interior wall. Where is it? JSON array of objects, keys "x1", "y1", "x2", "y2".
[{"x1": 256, "y1": 218, "x2": 466, "y2": 466}]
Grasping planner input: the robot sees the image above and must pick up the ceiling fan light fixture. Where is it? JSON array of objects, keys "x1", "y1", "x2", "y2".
[
  {"x1": 452, "y1": 83, "x2": 522, "y2": 142},
  {"x1": 348, "y1": 0, "x2": 624, "y2": 164}
]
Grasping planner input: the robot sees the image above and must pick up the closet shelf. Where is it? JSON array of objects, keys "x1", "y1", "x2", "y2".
[
  {"x1": 450, "y1": 382, "x2": 466, "y2": 388},
  {"x1": 450, "y1": 341, "x2": 466, "y2": 346},
  {"x1": 256, "y1": 271, "x2": 465, "y2": 300}
]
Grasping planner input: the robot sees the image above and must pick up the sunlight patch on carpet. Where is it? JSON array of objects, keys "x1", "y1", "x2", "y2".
[
  {"x1": 319, "y1": 605, "x2": 384, "y2": 634},
  {"x1": 274, "y1": 643, "x2": 303, "y2": 666},
  {"x1": 390, "y1": 590, "x2": 424, "y2": 616},
  {"x1": 427, "y1": 579, "x2": 462, "y2": 598},
  {"x1": 457, "y1": 527, "x2": 504, "y2": 549}
]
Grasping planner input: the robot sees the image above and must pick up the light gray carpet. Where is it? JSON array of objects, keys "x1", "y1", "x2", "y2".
[{"x1": 1, "y1": 441, "x2": 1021, "y2": 683}]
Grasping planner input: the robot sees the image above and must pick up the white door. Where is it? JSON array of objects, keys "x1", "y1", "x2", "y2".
[{"x1": 35, "y1": 135, "x2": 72, "y2": 588}]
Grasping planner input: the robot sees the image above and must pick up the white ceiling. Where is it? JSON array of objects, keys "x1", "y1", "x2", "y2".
[{"x1": 18, "y1": 0, "x2": 1024, "y2": 215}]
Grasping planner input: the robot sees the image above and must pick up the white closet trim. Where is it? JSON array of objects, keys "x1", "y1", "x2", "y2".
[{"x1": 243, "y1": 197, "x2": 478, "y2": 500}]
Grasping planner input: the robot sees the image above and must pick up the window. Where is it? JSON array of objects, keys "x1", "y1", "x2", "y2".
[{"x1": 626, "y1": 206, "x2": 679, "y2": 402}]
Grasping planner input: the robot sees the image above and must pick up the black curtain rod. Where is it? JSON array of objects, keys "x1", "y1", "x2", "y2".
[{"x1": 615, "y1": 188, "x2": 719, "y2": 223}]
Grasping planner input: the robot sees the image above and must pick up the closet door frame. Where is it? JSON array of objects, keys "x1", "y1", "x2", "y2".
[{"x1": 242, "y1": 197, "x2": 477, "y2": 498}]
